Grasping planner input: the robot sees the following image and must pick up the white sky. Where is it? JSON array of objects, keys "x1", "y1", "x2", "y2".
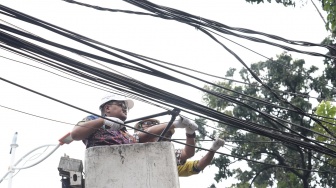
[{"x1": 0, "y1": 0, "x2": 330, "y2": 188}]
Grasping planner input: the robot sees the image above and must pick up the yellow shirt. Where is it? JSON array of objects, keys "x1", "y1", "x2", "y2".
[{"x1": 177, "y1": 160, "x2": 200, "y2": 177}]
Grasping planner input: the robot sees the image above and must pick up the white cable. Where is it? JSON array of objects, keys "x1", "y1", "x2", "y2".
[
  {"x1": 0, "y1": 144, "x2": 59, "y2": 184},
  {"x1": 12, "y1": 144, "x2": 60, "y2": 170},
  {"x1": 10, "y1": 146, "x2": 50, "y2": 179},
  {"x1": 0, "y1": 172, "x2": 10, "y2": 184}
]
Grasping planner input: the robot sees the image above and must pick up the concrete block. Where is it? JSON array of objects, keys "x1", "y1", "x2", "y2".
[{"x1": 85, "y1": 142, "x2": 179, "y2": 188}]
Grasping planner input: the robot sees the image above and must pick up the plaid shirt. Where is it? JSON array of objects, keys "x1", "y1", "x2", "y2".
[{"x1": 77, "y1": 115, "x2": 138, "y2": 148}]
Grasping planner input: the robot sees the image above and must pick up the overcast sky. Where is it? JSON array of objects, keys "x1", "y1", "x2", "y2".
[{"x1": 0, "y1": 0, "x2": 330, "y2": 187}]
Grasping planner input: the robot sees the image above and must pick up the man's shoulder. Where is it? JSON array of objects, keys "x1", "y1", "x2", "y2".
[
  {"x1": 84, "y1": 115, "x2": 99, "y2": 121},
  {"x1": 77, "y1": 115, "x2": 99, "y2": 126}
]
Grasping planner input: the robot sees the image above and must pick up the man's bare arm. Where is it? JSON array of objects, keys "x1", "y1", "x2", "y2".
[
  {"x1": 196, "y1": 151, "x2": 215, "y2": 170},
  {"x1": 181, "y1": 136, "x2": 196, "y2": 161},
  {"x1": 71, "y1": 117, "x2": 124, "y2": 140},
  {"x1": 137, "y1": 123, "x2": 177, "y2": 142},
  {"x1": 196, "y1": 138, "x2": 225, "y2": 170},
  {"x1": 71, "y1": 118, "x2": 104, "y2": 140}
]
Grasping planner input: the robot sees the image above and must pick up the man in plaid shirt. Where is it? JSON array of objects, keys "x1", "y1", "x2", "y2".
[{"x1": 71, "y1": 94, "x2": 192, "y2": 148}]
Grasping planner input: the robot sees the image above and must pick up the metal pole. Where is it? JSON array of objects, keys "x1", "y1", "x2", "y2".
[
  {"x1": 8, "y1": 132, "x2": 18, "y2": 188},
  {"x1": 158, "y1": 108, "x2": 180, "y2": 141}
]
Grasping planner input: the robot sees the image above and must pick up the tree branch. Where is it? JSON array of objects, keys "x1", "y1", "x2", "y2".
[
  {"x1": 298, "y1": 146, "x2": 306, "y2": 169},
  {"x1": 303, "y1": 150, "x2": 312, "y2": 178},
  {"x1": 249, "y1": 165, "x2": 275, "y2": 188},
  {"x1": 250, "y1": 150, "x2": 304, "y2": 178}
]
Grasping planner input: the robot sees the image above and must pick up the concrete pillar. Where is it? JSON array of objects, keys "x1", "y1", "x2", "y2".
[{"x1": 85, "y1": 142, "x2": 179, "y2": 188}]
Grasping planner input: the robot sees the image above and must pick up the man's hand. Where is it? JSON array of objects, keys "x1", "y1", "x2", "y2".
[
  {"x1": 174, "y1": 117, "x2": 198, "y2": 134},
  {"x1": 185, "y1": 122, "x2": 198, "y2": 134},
  {"x1": 174, "y1": 117, "x2": 188, "y2": 128},
  {"x1": 210, "y1": 138, "x2": 224, "y2": 151},
  {"x1": 103, "y1": 117, "x2": 124, "y2": 130}
]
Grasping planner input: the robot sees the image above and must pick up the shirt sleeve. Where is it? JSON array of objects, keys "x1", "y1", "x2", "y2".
[
  {"x1": 177, "y1": 160, "x2": 200, "y2": 177},
  {"x1": 76, "y1": 115, "x2": 97, "y2": 126}
]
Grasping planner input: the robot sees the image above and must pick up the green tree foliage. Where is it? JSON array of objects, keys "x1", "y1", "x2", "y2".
[
  {"x1": 208, "y1": 184, "x2": 217, "y2": 188},
  {"x1": 314, "y1": 101, "x2": 336, "y2": 142},
  {"x1": 321, "y1": 37, "x2": 336, "y2": 89},
  {"x1": 321, "y1": 0, "x2": 336, "y2": 36},
  {"x1": 245, "y1": 0, "x2": 295, "y2": 6},
  {"x1": 245, "y1": 0, "x2": 336, "y2": 36},
  {"x1": 202, "y1": 53, "x2": 335, "y2": 187},
  {"x1": 313, "y1": 101, "x2": 336, "y2": 187}
]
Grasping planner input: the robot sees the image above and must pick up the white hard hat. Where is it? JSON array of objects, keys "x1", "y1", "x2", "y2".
[{"x1": 99, "y1": 94, "x2": 134, "y2": 110}]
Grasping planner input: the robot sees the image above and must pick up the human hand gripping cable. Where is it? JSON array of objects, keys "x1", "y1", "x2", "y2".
[
  {"x1": 103, "y1": 117, "x2": 125, "y2": 130},
  {"x1": 210, "y1": 138, "x2": 225, "y2": 151},
  {"x1": 174, "y1": 117, "x2": 198, "y2": 134},
  {"x1": 185, "y1": 120, "x2": 198, "y2": 134}
]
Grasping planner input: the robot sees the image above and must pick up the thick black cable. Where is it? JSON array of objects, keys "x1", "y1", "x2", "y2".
[
  {"x1": 196, "y1": 26, "x2": 336, "y2": 138},
  {"x1": 3, "y1": 31, "x2": 336, "y2": 167},
  {"x1": 0, "y1": 5, "x2": 336, "y2": 156},
  {"x1": 98, "y1": 47, "x2": 336, "y2": 130},
  {"x1": 62, "y1": 0, "x2": 333, "y2": 53},
  {"x1": 0, "y1": 53, "x2": 176, "y2": 114},
  {"x1": 3, "y1": 28, "x2": 331, "y2": 147},
  {"x1": 1, "y1": 101, "x2": 332, "y2": 174},
  {"x1": 59, "y1": 0, "x2": 336, "y2": 97},
  {"x1": 7, "y1": 0, "x2": 334, "y2": 141},
  {"x1": 0, "y1": 28, "x2": 334, "y2": 145},
  {"x1": 3, "y1": 4, "x2": 333, "y2": 120},
  {"x1": 121, "y1": 0, "x2": 336, "y2": 59},
  {"x1": 2, "y1": 53, "x2": 336, "y2": 156},
  {"x1": 2, "y1": 25, "x2": 336, "y2": 151},
  {"x1": 5, "y1": 22, "x2": 333, "y2": 144},
  {"x1": 117, "y1": 0, "x2": 336, "y2": 137},
  {"x1": 2, "y1": 1, "x2": 336, "y2": 176},
  {"x1": 0, "y1": 89, "x2": 334, "y2": 175}
]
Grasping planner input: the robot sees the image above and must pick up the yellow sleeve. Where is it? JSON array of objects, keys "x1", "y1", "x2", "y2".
[{"x1": 177, "y1": 160, "x2": 200, "y2": 177}]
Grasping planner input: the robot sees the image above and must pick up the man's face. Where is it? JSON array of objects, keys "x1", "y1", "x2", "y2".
[
  {"x1": 141, "y1": 120, "x2": 159, "y2": 129},
  {"x1": 104, "y1": 101, "x2": 128, "y2": 121}
]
